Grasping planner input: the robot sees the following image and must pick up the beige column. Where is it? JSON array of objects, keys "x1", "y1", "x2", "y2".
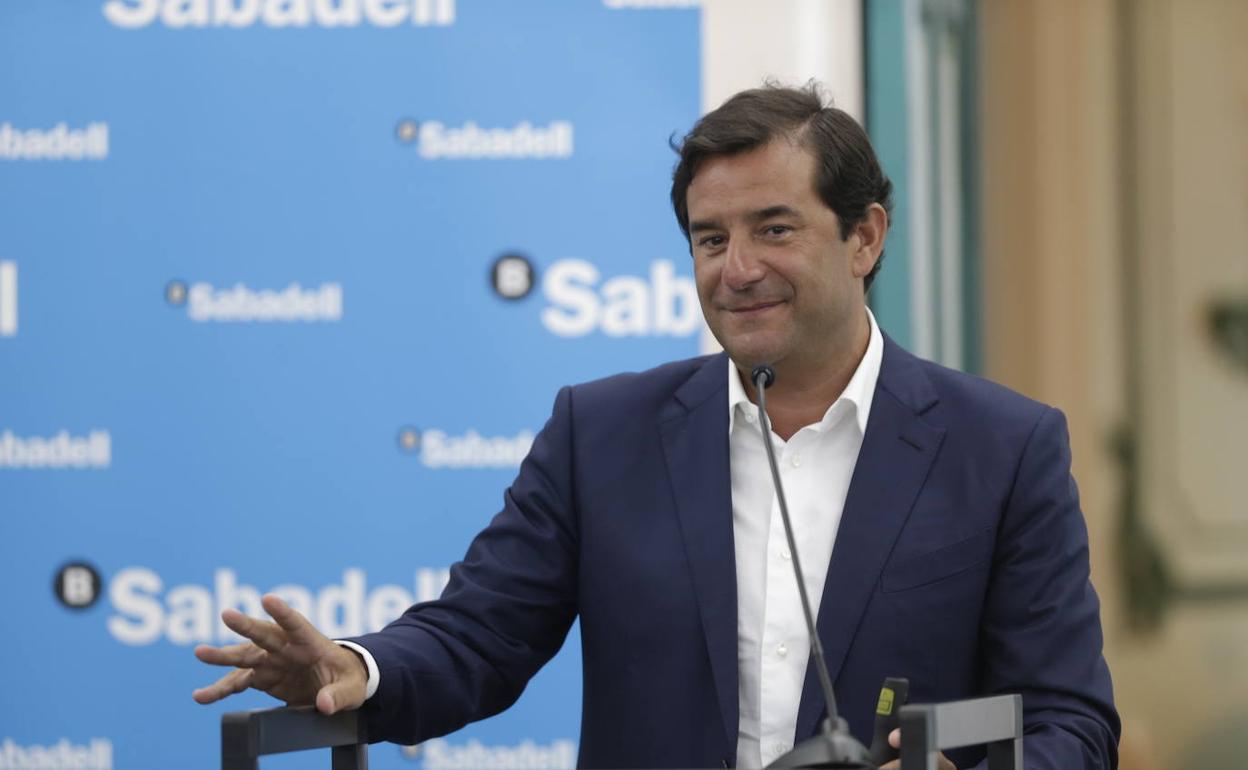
[
  {"x1": 979, "y1": 1, "x2": 1248, "y2": 768},
  {"x1": 979, "y1": 0, "x2": 1123, "y2": 599}
]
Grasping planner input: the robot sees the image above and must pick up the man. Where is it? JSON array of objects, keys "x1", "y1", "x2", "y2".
[{"x1": 194, "y1": 85, "x2": 1120, "y2": 769}]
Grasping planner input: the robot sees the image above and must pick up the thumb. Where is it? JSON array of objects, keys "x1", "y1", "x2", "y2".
[
  {"x1": 889, "y1": 728, "x2": 901, "y2": 748},
  {"x1": 315, "y1": 680, "x2": 362, "y2": 715}
]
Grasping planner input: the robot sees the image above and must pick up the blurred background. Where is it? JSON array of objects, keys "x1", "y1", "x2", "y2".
[
  {"x1": 1, "y1": 1, "x2": 1244, "y2": 768},
  {"x1": 716, "y1": 2, "x2": 1248, "y2": 762}
]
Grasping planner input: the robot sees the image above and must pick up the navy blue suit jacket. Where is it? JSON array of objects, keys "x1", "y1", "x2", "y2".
[{"x1": 352, "y1": 337, "x2": 1120, "y2": 769}]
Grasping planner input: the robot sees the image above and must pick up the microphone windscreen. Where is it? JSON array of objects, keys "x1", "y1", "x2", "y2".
[{"x1": 751, "y1": 364, "x2": 776, "y2": 389}]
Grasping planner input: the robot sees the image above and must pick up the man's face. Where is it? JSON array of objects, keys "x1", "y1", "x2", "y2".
[{"x1": 686, "y1": 139, "x2": 878, "y2": 375}]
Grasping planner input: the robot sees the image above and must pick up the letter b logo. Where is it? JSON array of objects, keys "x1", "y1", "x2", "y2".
[
  {"x1": 491, "y1": 254, "x2": 535, "y2": 300},
  {"x1": 54, "y1": 561, "x2": 102, "y2": 609}
]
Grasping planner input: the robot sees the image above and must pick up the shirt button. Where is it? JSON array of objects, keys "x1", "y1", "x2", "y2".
[
  {"x1": 790, "y1": 453, "x2": 802, "y2": 467},
  {"x1": 780, "y1": 546, "x2": 792, "y2": 560},
  {"x1": 773, "y1": 742, "x2": 790, "y2": 757},
  {"x1": 776, "y1": 642, "x2": 788, "y2": 658},
  {"x1": 745, "y1": 411, "x2": 756, "y2": 423}
]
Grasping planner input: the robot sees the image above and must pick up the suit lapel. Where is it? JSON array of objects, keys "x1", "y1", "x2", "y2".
[
  {"x1": 795, "y1": 337, "x2": 946, "y2": 739},
  {"x1": 659, "y1": 352, "x2": 738, "y2": 751}
]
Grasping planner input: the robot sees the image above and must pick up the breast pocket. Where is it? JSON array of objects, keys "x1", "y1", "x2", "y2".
[{"x1": 881, "y1": 527, "x2": 995, "y2": 593}]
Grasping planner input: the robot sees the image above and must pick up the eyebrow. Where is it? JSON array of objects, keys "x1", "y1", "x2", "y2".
[{"x1": 688, "y1": 204, "x2": 804, "y2": 233}]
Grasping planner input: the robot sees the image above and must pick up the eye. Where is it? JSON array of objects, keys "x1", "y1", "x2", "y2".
[
  {"x1": 697, "y1": 234, "x2": 726, "y2": 249},
  {"x1": 763, "y1": 224, "x2": 792, "y2": 238}
]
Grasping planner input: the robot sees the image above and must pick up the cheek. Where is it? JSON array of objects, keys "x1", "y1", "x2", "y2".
[{"x1": 693, "y1": 264, "x2": 720, "y2": 303}]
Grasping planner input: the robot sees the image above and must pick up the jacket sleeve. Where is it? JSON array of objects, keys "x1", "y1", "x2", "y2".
[
  {"x1": 975, "y1": 407, "x2": 1121, "y2": 770},
  {"x1": 345, "y1": 386, "x2": 581, "y2": 745}
]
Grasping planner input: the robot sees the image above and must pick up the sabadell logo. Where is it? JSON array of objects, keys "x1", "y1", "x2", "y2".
[
  {"x1": 102, "y1": 0, "x2": 455, "y2": 28},
  {"x1": 395, "y1": 119, "x2": 573, "y2": 160},
  {"x1": 83, "y1": 566, "x2": 450, "y2": 646},
  {"x1": 0, "y1": 123, "x2": 109, "y2": 162},
  {"x1": 166, "y1": 280, "x2": 343, "y2": 323},
  {"x1": 0, "y1": 261, "x2": 16, "y2": 337},
  {"x1": 397, "y1": 426, "x2": 534, "y2": 469},
  {"x1": 490, "y1": 256, "x2": 702, "y2": 338},
  {"x1": 0, "y1": 431, "x2": 111, "y2": 470}
]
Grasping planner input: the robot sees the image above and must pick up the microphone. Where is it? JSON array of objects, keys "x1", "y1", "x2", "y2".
[
  {"x1": 752, "y1": 364, "x2": 874, "y2": 770},
  {"x1": 751, "y1": 364, "x2": 776, "y2": 389}
]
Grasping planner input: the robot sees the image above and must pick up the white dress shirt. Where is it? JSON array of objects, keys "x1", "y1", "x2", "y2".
[
  {"x1": 343, "y1": 309, "x2": 884, "y2": 769},
  {"x1": 730, "y1": 308, "x2": 882, "y2": 768}
]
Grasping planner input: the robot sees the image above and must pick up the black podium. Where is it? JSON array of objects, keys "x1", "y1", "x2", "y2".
[
  {"x1": 221, "y1": 706, "x2": 368, "y2": 770},
  {"x1": 896, "y1": 694, "x2": 1023, "y2": 770},
  {"x1": 219, "y1": 694, "x2": 1024, "y2": 770}
]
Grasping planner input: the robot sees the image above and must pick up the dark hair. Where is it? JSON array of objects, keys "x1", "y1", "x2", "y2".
[{"x1": 670, "y1": 83, "x2": 894, "y2": 290}]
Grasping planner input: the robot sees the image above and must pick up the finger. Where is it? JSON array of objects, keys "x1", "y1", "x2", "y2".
[
  {"x1": 202, "y1": 667, "x2": 254, "y2": 702},
  {"x1": 194, "y1": 642, "x2": 267, "y2": 668},
  {"x1": 248, "y1": 664, "x2": 283, "y2": 692},
  {"x1": 221, "y1": 608, "x2": 287, "y2": 654},
  {"x1": 192, "y1": 667, "x2": 254, "y2": 704},
  {"x1": 878, "y1": 761, "x2": 898, "y2": 770},
  {"x1": 883, "y1": 729, "x2": 956, "y2": 770},
  {"x1": 315, "y1": 678, "x2": 365, "y2": 715},
  {"x1": 262, "y1": 594, "x2": 327, "y2": 647}
]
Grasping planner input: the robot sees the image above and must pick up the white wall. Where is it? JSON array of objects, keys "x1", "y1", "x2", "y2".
[{"x1": 701, "y1": 0, "x2": 864, "y2": 119}]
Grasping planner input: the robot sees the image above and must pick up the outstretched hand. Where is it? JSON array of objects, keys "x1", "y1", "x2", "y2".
[{"x1": 192, "y1": 594, "x2": 368, "y2": 715}]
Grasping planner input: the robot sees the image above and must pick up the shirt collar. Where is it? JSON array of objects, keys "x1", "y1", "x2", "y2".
[{"x1": 726, "y1": 306, "x2": 884, "y2": 436}]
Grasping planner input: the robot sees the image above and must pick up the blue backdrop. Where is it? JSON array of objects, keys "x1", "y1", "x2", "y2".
[{"x1": 0, "y1": 2, "x2": 701, "y2": 768}]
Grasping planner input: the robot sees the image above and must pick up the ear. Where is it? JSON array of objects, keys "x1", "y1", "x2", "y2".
[{"x1": 849, "y1": 202, "x2": 889, "y2": 279}]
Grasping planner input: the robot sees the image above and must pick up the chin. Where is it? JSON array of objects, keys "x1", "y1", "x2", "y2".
[
  {"x1": 710, "y1": 325, "x2": 788, "y2": 365},
  {"x1": 723, "y1": 342, "x2": 786, "y2": 369}
]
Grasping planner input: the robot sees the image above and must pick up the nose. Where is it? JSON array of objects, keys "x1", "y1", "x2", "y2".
[{"x1": 721, "y1": 238, "x2": 765, "y2": 291}]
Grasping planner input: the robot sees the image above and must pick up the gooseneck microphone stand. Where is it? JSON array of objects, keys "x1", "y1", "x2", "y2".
[{"x1": 752, "y1": 364, "x2": 875, "y2": 770}]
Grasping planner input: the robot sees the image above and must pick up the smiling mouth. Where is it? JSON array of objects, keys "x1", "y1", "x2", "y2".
[{"x1": 727, "y1": 301, "x2": 784, "y2": 315}]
